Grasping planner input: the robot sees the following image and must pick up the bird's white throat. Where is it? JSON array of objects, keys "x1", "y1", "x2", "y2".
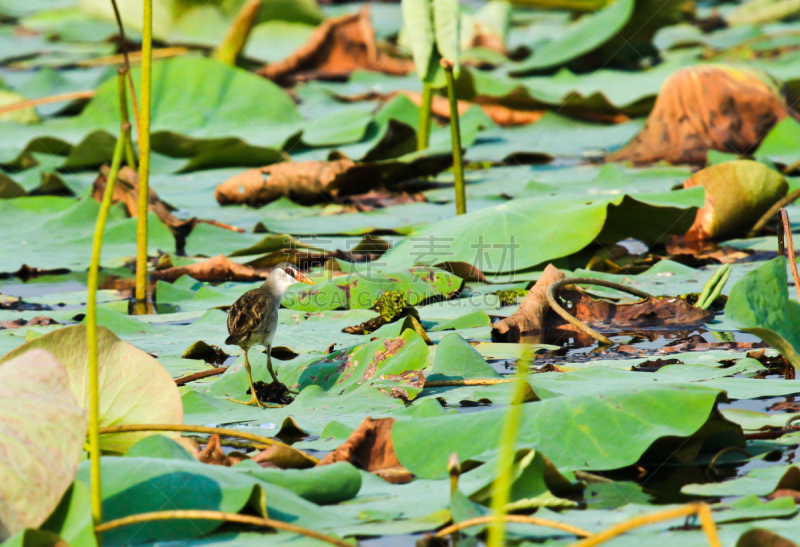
[{"x1": 264, "y1": 268, "x2": 300, "y2": 295}]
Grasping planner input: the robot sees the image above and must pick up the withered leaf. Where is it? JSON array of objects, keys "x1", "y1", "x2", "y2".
[
  {"x1": 0, "y1": 316, "x2": 58, "y2": 330},
  {"x1": 608, "y1": 65, "x2": 800, "y2": 166},
  {"x1": 493, "y1": 264, "x2": 714, "y2": 342},
  {"x1": 317, "y1": 416, "x2": 413, "y2": 483},
  {"x1": 399, "y1": 90, "x2": 544, "y2": 127},
  {"x1": 198, "y1": 435, "x2": 246, "y2": 467},
  {"x1": 94, "y1": 166, "x2": 244, "y2": 255},
  {"x1": 666, "y1": 235, "x2": 752, "y2": 266},
  {"x1": 150, "y1": 255, "x2": 267, "y2": 282},
  {"x1": 258, "y1": 6, "x2": 412, "y2": 84},
  {"x1": 215, "y1": 157, "x2": 450, "y2": 207},
  {"x1": 492, "y1": 264, "x2": 564, "y2": 338}
]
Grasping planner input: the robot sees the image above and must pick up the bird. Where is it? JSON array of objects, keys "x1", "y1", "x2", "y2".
[{"x1": 225, "y1": 263, "x2": 314, "y2": 408}]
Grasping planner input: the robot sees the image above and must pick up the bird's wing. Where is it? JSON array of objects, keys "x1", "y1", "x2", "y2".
[{"x1": 226, "y1": 289, "x2": 267, "y2": 344}]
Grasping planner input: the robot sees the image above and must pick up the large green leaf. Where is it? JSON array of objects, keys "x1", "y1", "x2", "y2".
[
  {"x1": 0, "y1": 57, "x2": 303, "y2": 170},
  {"x1": 383, "y1": 191, "x2": 701, "y2": 274},
  {"x1": 725, "y1": 257, "x2": 800, "y2": 371},
  {"x1": 431, "y1": 0, "x2": 460, "y2": 75},
  {"x1": 508, "y1": 0, "x2": 634, "y2": 75},
  {"x1": 0, "y1": 197, "x2": 174, "y2": 274},
  {"x1": 0, "y1": 349, "x2": 86, "y2": 541},
  {"x1": 0, "y1": 325, "x2": 183, "y2": 453},
  {"x1": 393, "y1": 384, "x2": 739, "y2": 478},
  {"x1": 401, "y1": 0, "x2": 436, "y2": 82},
  {"x1": 75, "y1": 456, "x2": 352, "y2": 543}
]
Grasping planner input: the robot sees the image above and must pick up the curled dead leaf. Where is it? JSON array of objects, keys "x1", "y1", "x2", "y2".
[
  {"x1": 666, "y1": 235, "x2": 752, "y2": 266},
  {"x1": 318, "y1": 417, "x2": 412, "y2": 483},
  {"x1": 608, "y1": 65, "x2": 800, "y2": 166},
  {"x1": 94, "y1": 166, "x2": 244, "y2": 255},
  {"x1": 258, "y1": 6, "x2": 412, "y2": 84},
  {"x1": 493, "y1": 264, "x2": 714, "y2": 342},
  {"x1": 0, "y1": 316, "x2": 58, "y2": 330},
  {"x1": 215, "y1": 157, "x2": 450, "y2": 207},
  {"x1": 150, "y1": 254, "x2": 267, "y2": 282},
  {"x1": 399, "y1": 90, "x2": 544, "y2": 127},
  {"x1": 492, "y1": 264, "x2": 565, "y2": 338},
  {"x1": 198, "y1": 435, "x2": 246, "y2": 467}
]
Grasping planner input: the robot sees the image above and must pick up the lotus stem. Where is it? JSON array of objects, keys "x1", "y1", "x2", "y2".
[
  {"x1": 135, "y1": 0, "x2": 152, "y2": 309},
  {"x1": 96, "y1": 424, "x2": 319, "y2": 464},
  {"x1": 545, "y1": 278, "x2": 653, "y2": 346},
  {"x1": 94, "y1": 510, "x2": 352, "y2": 547},
  {"x1": 0, "y1": 90, "x2": 95, "y2": 115},
  {"x1": 436, "y1": 515, "x2": 592, "y2": 539},
  {"x1": 417, "y1": 83, "x2": 433, "y2": 151},
  {"x1": 213, "y1": 0, "x2": 262, "y2": 65},
  {"x1": 425, "y1": 378, "x2": 514, "y2": 387},
  {"x1": 117, "y1": 69, "x2": 137, "y2": 171},
  {"x1": 87, "y1": 128, "x2": 127, "y2": 525},
  {"x1": 441, "y1": 59, "x2": 466, "y2": 215},
  {"x1": 486, "y1": 350, "x2": 531, "y2": 547},
  {"x1": 780, "y1": 209, "x2": 800, "y2": 299},
  {"x1": 748, "y1": 187, "x2": 800, "y2": 237},
  {"x1": 109, "y1": 0, "x2": 139, "y2": 125},
  {"x1": 566, "y1": 503, "x2": 720, "y2": 547}
]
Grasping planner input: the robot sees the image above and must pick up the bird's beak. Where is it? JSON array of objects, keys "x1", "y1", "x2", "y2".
[{"x1": 296, "y1": 272, "x2": 315, "y2": 285}]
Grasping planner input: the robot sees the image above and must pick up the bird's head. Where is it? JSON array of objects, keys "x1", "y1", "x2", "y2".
[{"x1": 266, "y1": 263, "x2": 315, "y2": 292}]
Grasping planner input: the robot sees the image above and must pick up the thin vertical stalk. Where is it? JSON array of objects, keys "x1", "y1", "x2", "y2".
[
  {"x1": 117, "y1": 68, "x2": 137, "y2": 171},
  {"x1": 213, "y1": 0, "x2": 262, "y2": 65},
  {"x1": 135, "y1": 0, "x2": 152, "y2": 308},
  {"x1": 417, "y1": 83, "x2": 433, "y2": 151},
  {"x1": 108, "y1": 0, "x2": 139, "y2": 126},
  {"x1": 441, "y1": 60, "x2": 466, "y2": 215},
  {"x1": 486, "y1": 351, "x2": 531, "y2": 547},
  {"x1": 87, "y1": 130, "x2": 127, "y2": 526}
]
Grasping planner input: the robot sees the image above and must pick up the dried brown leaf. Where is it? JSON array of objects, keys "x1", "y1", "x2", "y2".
[
  {"x1": 317, "y1": 416, "x2": 412, "y2": 483},
  {"x1": 0, "y1": 316, "x2": 58, "y2": 330},
  {"x1": 258, "y1": 6, "x2": 412, "y2": 83},
  {"x1": 150, "y1": 254, "x2": 267, "y2": 282},
  {"x1": 608, "y1": 65, "x2": 799, "y2": 166},
  {"x1": 399, "y1": 90, "x2": 544, "y2": 127},
  {"x1": 198, "y1": 435, "x2": 245, "y2": 467},
  {"x1": 492, "y1": 264, "x2": 565, "y2": 338},
  {"x1": 215, "y1": 157, "x2": 450, "y2": 207},
  {"x1": 493, "y1": 264, "x2": 714, "y2": 342},
  {"x1": 94, "y1": 166, "x2": 244, "y2": 255}
]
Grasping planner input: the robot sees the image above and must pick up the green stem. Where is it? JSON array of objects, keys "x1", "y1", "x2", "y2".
[
  {"x1": 94, "y1": 510, "x2": 352, "y2": 547},
  {"x1": 87, "y1": 130, "x2": 127, "y2": 526},
  {"x1": 135, "y1": 0, "x2": 152, "y2": 307},
  {"x1": 417, "y1": 83, "x2": 433, "y2": 151},
  {"x1": 213, "y1": 0, "x2": 262, "y2": 65},
  {"x1": 441, "y1": 60, "x2": 466, "y2": 215},
  {"x1": 486, "y1": 351, "x2": 531, "y2": 547}
]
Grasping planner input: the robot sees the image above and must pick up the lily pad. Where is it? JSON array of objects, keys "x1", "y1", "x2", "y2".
[
  {"x1": 725, "y1": 257, "x2": 800, "y2": 371},
  {"x1": 393, "y1": 384, "x2": 739, "y2": 478},
  {"x1": 0, "y1": 349, "x2": 86, "y2": 541},
  {"x1": 0, "y1": 325, "x2": 183, "y2": 453}
]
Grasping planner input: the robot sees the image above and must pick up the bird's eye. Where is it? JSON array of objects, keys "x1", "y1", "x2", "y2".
[{"x1": 286, "y1": 268, "x2": 296, "y2": 278}]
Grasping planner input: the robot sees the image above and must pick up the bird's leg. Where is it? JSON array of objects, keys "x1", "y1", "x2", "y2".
[
  {"x1": 267, "y1": 346, "x2": 297, "y2": 394},
  {"x1": 266, "y1": 345, "x2": 279, "y2": 384},
  {"x1": 227, "y1": 349, "x2": 265, "y2": 408},
  {"x1": 244, "y1": 349, "x2": 264, "y2": 408}
]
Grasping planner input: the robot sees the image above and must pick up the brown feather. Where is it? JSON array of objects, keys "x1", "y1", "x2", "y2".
[{"x1": 226, "y1": 288, "x2": 268, "y2": 346}]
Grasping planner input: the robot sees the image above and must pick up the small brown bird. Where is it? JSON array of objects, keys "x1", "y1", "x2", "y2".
[{"x1": 225, "y1": 263, "x2": 314, "y2": 407}]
